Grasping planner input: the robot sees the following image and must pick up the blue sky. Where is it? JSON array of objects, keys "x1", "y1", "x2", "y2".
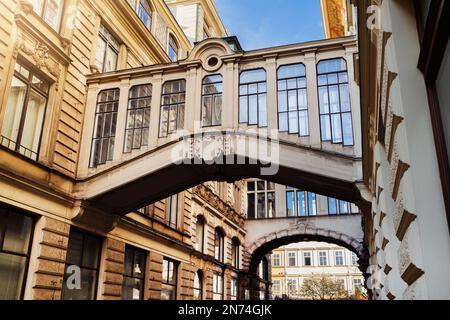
[{"x1": 215, "y1": 0, "x2": 325, "y2": 51}]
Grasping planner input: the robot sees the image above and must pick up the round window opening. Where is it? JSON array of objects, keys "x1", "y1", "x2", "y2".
[{"x1": 208, "y1": 57, "x2": 219, "y2": 67}]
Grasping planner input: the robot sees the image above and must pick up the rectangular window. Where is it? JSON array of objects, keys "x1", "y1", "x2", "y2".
[
  {"x1": 95, "y1": 25, "x2": 119, "y2": 73},
  {"x1": 335, "y1": 251, "x2": 344, "y2": 266},
  {"x1": 352, "y1": 253, "x2": 358, "y2": 266},
  {"x1": 231, "y1": 278, "x2": 238, "y2": 300},
  {"x1": 89, "y1": 89, "x2": 119, "y2": 167},
  {"x1": 286, "y1": 187, "x2": 317, "y2": 217},
  {"x1": 287, "y1": 279, "x2": 297, "y2": 295},
  {"x1": 287, "y1": 252, "x2": 296, "y2": 267},
  {"x1": 166, "y1": 194, "x2": 179, "y2": 229},
  {"x1": 124, "y1": 84, "x2": 152, "y2": 152},
  {"x1": 272, "y1": 280, "x2": 281, "y2": 294},
  {"x1": 62, "y1": 230, "x2": 102, "y2": 300},
  {"x1": 303, "y1": 252, "x2": 312, "y2": 266},
  {"x1": 319, "y1": 252, "x2": 328, "y2": 266},
  {"x1": 239, "y1": 69, "x2": 267, "y2": 127},
  {"x1": 328, "y1": 198, "x2": 353, "y2": 215},
  {"x1": 159, "y1": 80, "x2": 186, "y2": 137},
  {"x1": 213, "y1": 273, "x2": 224, "y2": 300},
  {"x1": 317, "y1": 58, "x2": 354, "y2": 146},
  {"x1": 202, "y1": 75, "x2": 223, "y2": 127},
  {"x1": 0, "y1": 206, "x2": 34, "y2": 300},
  {"x1": 247, "y1": 180, "x2": 276, "y2": 219},
  {"x1": 1, "y1": 62, "x2": 49, "y2": 161},
  {"x1": 31, "y1": 0, "x2": 64, "y2": 30},
  {"x1": 122, "y1": 246, "x2": 146, "y2": 300},
  {"x1": 137, "y1": 0, "x2": 152, "y2": 30},
  {"x1": 161, "y1": 258, "x2": 178, "y2": 300},
  {"x1": 273, "y1": 253, "x2": 281, "y2": 267},
  {"x1": 278, "y1": 64, "x2": 309, "y2": 136}
]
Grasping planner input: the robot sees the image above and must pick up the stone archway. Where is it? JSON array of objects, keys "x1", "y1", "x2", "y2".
[{"x1": 243, "y1": 219, "x2": 370, "y2": 299}]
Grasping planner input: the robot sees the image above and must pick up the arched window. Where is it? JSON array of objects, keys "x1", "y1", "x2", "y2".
[
  {"x1": 124, "y1": 84, "x2": 152, "y2": 152},
  {"x1": 277, "y1": 63, "x2": 309, "y2": 136},
  {"x1": 239, "y1": 69, "x2": 267, "y2": 127},
  {"x1": 317, "y1": 58, "x2": 354, "y2": 146},
  {"x1": 193, "y1": 270, "x2": 203, "y2": 300},
  {"x1": 231, "y1": 237, "x2": 240, "y2": 268},
  {"x1": 202, "y1": 75, "x2": 223, "y2": 127},
  {"x1": 214, "y1": 227, "x2": 225, "y2": 262},
  {"x1": 195, "y1": 216, "x2": 205, "y2": 253},
  {"x1": 90, "y1": 88, "x2": 120, "y2": 167},
  {"x1": 168, "y1": 35, "x2": 179, "y2": 62},
  {"x1": 159, "y1": 79, "x2": 186, "y2": 137}
]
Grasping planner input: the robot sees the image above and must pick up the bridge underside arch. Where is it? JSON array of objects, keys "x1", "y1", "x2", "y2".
[
  {"x1": 83, "y1": 159, "x2": 363, "y2": 215},
  {"x1": 246, "y1": 224, "x2": 367, "y2": 275}
]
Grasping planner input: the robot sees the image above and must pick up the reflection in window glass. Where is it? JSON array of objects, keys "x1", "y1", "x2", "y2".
[
  {"x1": 1, "y1": 63, "x2": 49, "y2": 161},
  {"x1": 317, "y1": 58, "x2": 354, "y2": 146},
  {"x1": 122, "y1": 246, "x2": 146, "y2": 300},
  {"x1": 202, "y1": 75, "x2": 223, "y2": 127},
  {"x1": 239, "y1": 69, "x2": 267, "y2": 127},
  {"x1": 278, "y1": 64, "x2": 309, "y2": 136},
  {"x1": 161, "y1": 258, "x2": 178, "y2": 300},
  {"x1": 62, "y1": 230, "x2": 101, "y2": 300},
  {"x1": 159, "y1": 80, "x2": 186, "y2": 137},
  {"x1": 0, "y1": 207, "x2": 34, "y2": 300}
]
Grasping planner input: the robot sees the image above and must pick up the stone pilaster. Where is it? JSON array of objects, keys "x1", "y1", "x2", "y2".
[
  {"x1": 26, "y1": 216, "x2": 70, "y2": 300},
  {"x1": 147, "y1": 251, "x2": 163, "y2": 300},
  {"x1": 179, "y1": 263, "x2": 195, "y2": 300},
  {"x1": 99, "y1": 238, "x2": 125, "y2": 300}
]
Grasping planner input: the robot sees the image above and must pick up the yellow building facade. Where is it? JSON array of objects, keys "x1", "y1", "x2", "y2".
[{"x1": 0, "y1": 0, "x2": 247, "y2": 300}]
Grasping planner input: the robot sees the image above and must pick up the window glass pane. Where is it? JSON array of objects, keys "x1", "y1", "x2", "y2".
[
  {"x1": 258, "y1": 94, "x2": 267, "y2": 127},
  {"x1": 43, "y1": 0, "x2": 63, "y2": 30},
  {"x1": 331, "y1": 114, "x2": 343, "y2": 143},
  {"x1": 267, "y1": 192, "x2": 276, "y2": 218},
  {"x1": 308, "y1": 193, "x2": 317, "y2": 216},
  {"x1": 299, "y1": 110, "x2": 309, "y2": 136},
  {"x1": 329, "y1": 85, "x2": 340, "y2": 113},
  {"x1": 339, "y1": 84, "x2": 351, "y2": 112},
  {"x1": 248, "y1": 95, "x2": 258, "y2": 125},
  {"x1": 1, "y1": 77, "x2": 27, "y2": 150},
  {"x1": 82, "y1": 235, "x2": 101, "y2": 269},
  {"x1": 247, "y1": 193, "x2": 255, "y2": 219},
  {"x1": 318, "y1": 59, "x2": 346, "y2": 74},
  {"x1": 2, "y1": 213, "x2": 33, "y2": 255},
  {"x1": 278, "y1": 91, "x2": 287, "y2": 112},
  {"x1": 104, "y1": 46, "x2": 118, "y2": 72},
  {"x1": 95, "y1": 38, "x2": 107, "y2": 72},
  {"x1": 0, "y1": 253, "x2": 27, "y2": 300},
  {"x1": 257, "y1": 193, "x2": 266, "y2": 218},
  {"x1": 286, "y1": 191, "x2": 295, "y2": 217},
  {"x1": 320, "y1": 116, "x2": 331, "y2": 141},
  {"x1": 278, "y1": 64, "x2": 305, "y2": 79},
  {"x1": 279, "y1": 113, "x2": 288, "y2": 132},
  {"x1": 318, "y1": 87, "x2": 329, "y2": 114},
  {"x1": 240, "y1": 69, "x2": 265, "y2": 84},
  {"x1": 342, "y1": 112, "x2": 354, "y2": 146},
  {"x1": 19, "y1": 90, "x2": 46, "y2": 157},
  {"x1": 328, "y1": 198, "x2": 338, "y2": 215},
  {"x1": 239, "y1": 96, "x2": 248, "y2": 123},
  {"x1": 297, "y1": 191, "x2": 306, "y2": 217}
]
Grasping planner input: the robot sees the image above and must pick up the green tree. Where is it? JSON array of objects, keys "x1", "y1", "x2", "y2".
[{"x1": 300, "y1": 276, "x2": 349, "y2": 300}]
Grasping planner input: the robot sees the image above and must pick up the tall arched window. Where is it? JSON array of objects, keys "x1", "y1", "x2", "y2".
[
  {"x1": 195, "y1": 216, "x2": 205, "y2": 253},
  {"x1": 202, "y1": 75, "x2": 223, "y2": 127},
  {"x1": 214, "y1": 227, "x2": 225, "y2": 262},
  {"x1": 231, "y1": 237, "x2": 240, "y2": 268},
  {"x1": 317, "y1": 58, "x2": 354, "y2": 146},
  {"x1": 239, "y1": 69, "x2": 267, "y2": 127},
  {"x1": 124, "y1": 84, "x2": 152, "y2": 152},
  {"x1": 159, "y1": 79, "x2": 186, "y2": 137},
  {"x1": 168, "y1": 35, "x2": 179, "y2": 62},
  {"x1": 278, "y1": 63, "x2": 309, "y2": 136},
  {"x1": 193, "y1": 270, "x2": 203, "y2": 300}
]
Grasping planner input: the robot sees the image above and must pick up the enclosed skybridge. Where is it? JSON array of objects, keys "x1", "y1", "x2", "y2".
[{"x1": 73, "y1": 36, "x2": 364, "y2": 217}]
